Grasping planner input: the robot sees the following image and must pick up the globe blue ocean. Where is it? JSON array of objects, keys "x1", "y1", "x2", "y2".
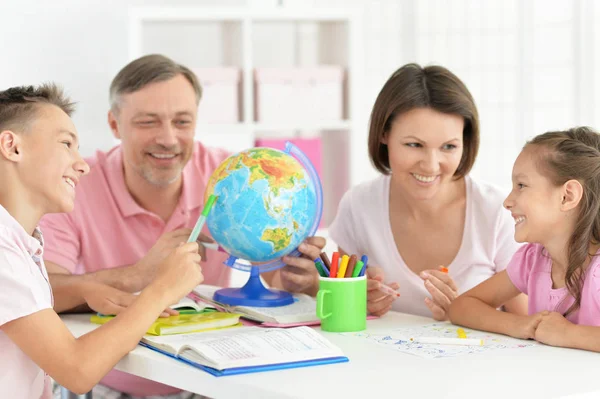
[{"x1": 205, "y1": 148, "x2": 318, "y2": 263}]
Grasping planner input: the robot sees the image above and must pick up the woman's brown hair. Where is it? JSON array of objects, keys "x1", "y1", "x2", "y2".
[
  {"x1": 527, "y1": 127, "x2": 600, "y2": 316},
  {"x1": 368, "y1": 63, "x2": 480, "y2": 178}
]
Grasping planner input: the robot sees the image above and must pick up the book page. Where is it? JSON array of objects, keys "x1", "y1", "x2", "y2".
[
  {"x1": 180, "y1": 326, "x2": 342, "y2": 369},
  {"x1": 237, "y1": 294, "x2": 317, "y2": 324}
]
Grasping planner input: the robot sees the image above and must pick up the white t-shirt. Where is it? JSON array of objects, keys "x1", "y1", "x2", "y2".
[{"x1": 329, "y1": 175, "x2": 520, "y2": 317}]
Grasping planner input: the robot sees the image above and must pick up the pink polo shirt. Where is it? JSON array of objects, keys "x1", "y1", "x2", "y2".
[
  {"x1": 40, "y1": 141, "x2": 232, "y2": 396},
  {"x1": 507, "y1": 243, "x2": 600, "y2": 325},
  {"x1": 0, "y1": 205, "x2": 53, "y2": 399}
]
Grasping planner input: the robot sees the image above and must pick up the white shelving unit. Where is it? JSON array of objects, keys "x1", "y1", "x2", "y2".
[{"x1": 128, "y1": 5, "x2": 365, "y2": 229}]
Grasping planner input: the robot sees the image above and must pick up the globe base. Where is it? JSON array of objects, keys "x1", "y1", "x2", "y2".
[{"x1": 213, "y1": 267, "x2": 295, "y2": 307}]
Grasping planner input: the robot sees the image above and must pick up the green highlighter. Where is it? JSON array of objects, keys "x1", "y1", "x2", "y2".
[{"x1": 188, "y1": 195, "x2": 217, "y2": 243}]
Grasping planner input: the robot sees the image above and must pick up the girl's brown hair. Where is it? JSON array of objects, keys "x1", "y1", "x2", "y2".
[
  {"x1": 527, "y1": 127, "x2": 600, "y2": 316},
  {"x1": 368, "y1": 63, "x2": 480, "y2": 178}
]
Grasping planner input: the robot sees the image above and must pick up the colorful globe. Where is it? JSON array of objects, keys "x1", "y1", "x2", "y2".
[{"x1": 204, "y1": 146, "x2": 321, "y2": 263}]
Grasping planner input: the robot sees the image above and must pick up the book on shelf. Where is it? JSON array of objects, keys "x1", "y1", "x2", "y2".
[
  {"x1": 140, "y1": 325, "x2": 348, "y2": 376},
  {"x1": 91, "y1": 311, "x2": 242, "y2": 336},
  {"x1": 191, "y1": 284, "x2": 319, "y2": 326}
]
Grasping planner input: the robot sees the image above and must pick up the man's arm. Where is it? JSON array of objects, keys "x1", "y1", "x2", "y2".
[{"x1": 47, "y1": 261, "x2": 143, "y2": 292}]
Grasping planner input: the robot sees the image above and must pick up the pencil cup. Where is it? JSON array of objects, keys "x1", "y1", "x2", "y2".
[{"x1": 316, "y1": 276, "x2": 366, "y2": 332}]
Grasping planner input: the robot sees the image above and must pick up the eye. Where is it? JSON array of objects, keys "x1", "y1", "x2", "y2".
[
  {"x1": 405, "y1": 143, "x2": 422, "y2": 148},
  {"x1": 136, "y1": 120, "x2": 156, "y2": 126},
  {"x1": 62, "y1": 141, "x2": 72, "y2": 148},
  {"x1": 175, "y1": 119, "x2": 191, "y2": 126},
  {"x1": 517, "y1": 183, "x2": 526, "y2": 190},
  {"x1": 442, "y1": 144, "x2": 457, "y2": 150}
]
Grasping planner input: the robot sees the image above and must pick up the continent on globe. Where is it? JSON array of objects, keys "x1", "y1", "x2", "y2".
[{"x1": 204, "y1": 147, "x2": 319, "y2": 263}]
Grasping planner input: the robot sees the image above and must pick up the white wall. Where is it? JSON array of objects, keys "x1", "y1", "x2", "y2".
[{"x1": 1, "y1": 0, "x2": 599, "y2": 191}]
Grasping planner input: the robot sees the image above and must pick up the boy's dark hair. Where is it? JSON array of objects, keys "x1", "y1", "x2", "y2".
[
  {"x1": 109, "y1": 54, "x2": 202, "y2": 112},
  {"x1": 0, "y1": 83, "x2": 75, "y2": 133},
  {"x1": 368, "y1": 63, "x2": 480, "y2": 178},
  {"x1": 528, "y1": 127, "x2": 600, "y2": 316}
]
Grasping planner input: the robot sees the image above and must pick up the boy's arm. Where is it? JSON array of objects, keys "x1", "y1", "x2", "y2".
[
  {"x1": 449, "y1": 270, "x2": 540, "y2": 339},
  {"x1": 2, "y1": 287, "x2": 168, "y2": 395}
]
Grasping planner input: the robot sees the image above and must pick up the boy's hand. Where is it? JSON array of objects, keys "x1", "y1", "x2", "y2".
[
  {"x1": 150, "y1": 242, "x2": 204, "y2": 307},
  {"x1": 82, "y1": 282, "x2": 178, "y2": 318},
  {"x1": 420, "y1": 267, "x2": 458, "y2": 321},
  {"x1": 534, "y1": 311, "x2": 574, "y2": 346},
  {"x1": 366, "y1": 266, "x2": 400, "y2": 317},
  {"x1": 135, "y1": 229, "x2": 213, "y2": 287}
]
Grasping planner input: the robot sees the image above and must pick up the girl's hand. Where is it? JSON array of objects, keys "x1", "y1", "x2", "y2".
[
  {"x1": 511, "y1": 312, "x2": 545, "y2": 339},
  {"x1": 534, "y1": 311, "x2": 575, "y2": 347},
  {"x1": 366, "y1": 266, "x2": 400, "y2": 317},
  {"x1": 420, "y1": 266, "x2": 458, "y2": 321}
]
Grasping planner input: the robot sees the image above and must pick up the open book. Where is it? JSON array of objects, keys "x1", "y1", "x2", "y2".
[
  {"x1": 140, "y1": 326, "x2": 348, "y2": 376},
  {"x1": 191, "y1": 285, "x2": 318, "y2": 325}
]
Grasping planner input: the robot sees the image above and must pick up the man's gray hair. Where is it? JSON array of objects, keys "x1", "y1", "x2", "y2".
[{"x1": 109, "y1": 54, "x2": 202, "y2": 111}]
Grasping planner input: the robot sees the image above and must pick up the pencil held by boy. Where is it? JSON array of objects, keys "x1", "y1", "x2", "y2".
[
  {"x1": 0, "y1": 84, "x2": 205, "y2": 397},
  {"x1": 449, "y1": 127, "x2": 600, "y2": 352}
]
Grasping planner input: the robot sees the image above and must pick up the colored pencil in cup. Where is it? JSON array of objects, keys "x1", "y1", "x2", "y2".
[{"x1": 345, "y1": 255, "x2": 357, "y2": 278}]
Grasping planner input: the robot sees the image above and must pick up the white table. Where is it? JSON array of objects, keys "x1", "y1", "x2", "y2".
[{"x1": 63, "y1": 313, "x2": 600, "y2": 399}]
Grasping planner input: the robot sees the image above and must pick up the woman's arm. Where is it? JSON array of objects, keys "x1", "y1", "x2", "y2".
[{"x1": 449, "y1": 270, "x2": 541, "y2": 339}]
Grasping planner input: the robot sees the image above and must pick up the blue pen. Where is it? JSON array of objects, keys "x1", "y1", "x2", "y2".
[
  {"x1": 358, "y1": 255, "x2": 368, "y2": 277},
  {"x1": 315, "y1": 258, "x2": 330, "y2": 277}
]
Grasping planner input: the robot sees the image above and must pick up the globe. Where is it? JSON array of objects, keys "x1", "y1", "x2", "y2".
[{"x1": 204, "y1": 145, "x2": 321, "y2": 264}]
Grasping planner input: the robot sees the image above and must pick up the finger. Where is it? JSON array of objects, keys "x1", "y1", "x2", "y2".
[
  {"x1": 421, "y1": 270, "x2": 459, "y2": 292},
  {"x1": 280, "y1": 269, "x2": 315, "y2": 290},
  {"x1": 303, "y1": 236, "x2": 326, "y2": 250},
  {"x1": 113, "y1": 292, "x2": 137, "y2": 307},
  {"x1": 425, "y1": 297, "x2": 447, "y2": 321},
  {"x1": 159, "y1": 308, "x2": 179, "y2": 318},
  {"x1": 296, "y1": 241, "x2": 322, "y2": 261},
  {"x1": 178, "y1": 242, "x2": 199, "y2": 253},
  {"x1": 367, "y1": 279, "x2": 382, "y2": 292},
  {"x1": 422, "y1": 274, "x2": 457, "y2": 302},
  {"x1": 368, "y1": 295, "x2": 395, "y2": 315},
  {"x1": 369, "y1": 304, "x2": 393, "y2": 317},
  {"x1": 366, "y1": 266, "x2": 384, "y2": 281},
  {"x1": 194, "y1": 242, "x2": 207, "y2": 260},
  {"x1": 99, "y1": 301, "x2": 128, "y2": 316},
  {"x1": 196, "y1": 233, "x2": 215, "y2": 243},
  {"x1": 367, "y1": 288, "x2": 390, "y2": 303},
  {"x1": 424, "y1": 280, "x2": 452, "y2": 310},
  {"x1": 282, "y1": 255, "x2": 319, "y2": 273},
  {"x1": 170, "y1": 228, "x2": 193, "y2": 238}
]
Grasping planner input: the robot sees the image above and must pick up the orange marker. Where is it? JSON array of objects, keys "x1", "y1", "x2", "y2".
[
  {"x1": 330, "y1": 252, "x2": 340, "y2": 278},
  {"x1": 439, "y1": 266, "x2": 449, "y2": 274},
  {"x1": 345, "y1": 255, "x2": 357, "y2": 278}
]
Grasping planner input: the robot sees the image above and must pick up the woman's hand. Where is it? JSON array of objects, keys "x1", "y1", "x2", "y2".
[
  {"x1": 366, "y1": 266, "x2": 400, "y2": 317},
  {"x1": 420, "y1": 266, "x2": 458, "y2": 321}
]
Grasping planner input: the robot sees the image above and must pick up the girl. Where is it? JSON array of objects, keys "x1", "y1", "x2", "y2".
[
  {"x1": 450, "y1": 127, "x2": 600, "y2": 351},
  {"x1": 329, "y1": 63, "x2": 527, "y2": 320}
]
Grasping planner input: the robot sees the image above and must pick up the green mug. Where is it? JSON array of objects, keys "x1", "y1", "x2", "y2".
[{"x1": 316, "y1": 276, "x2": 367, "y2": 332}]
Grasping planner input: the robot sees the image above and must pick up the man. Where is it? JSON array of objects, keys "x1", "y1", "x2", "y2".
[{"x1": 41, "y1": 54, "x2": 323, "y2": 398}]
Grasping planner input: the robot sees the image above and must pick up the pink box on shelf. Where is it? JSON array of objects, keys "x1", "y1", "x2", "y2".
[
  {"x1": 254, "y1": 66, "x2": 345, "y2": 123},
  {"x1": 193, "y1": 67, "x2": 241, "y2": 123},
  {"x1": 254, "y1": 137, "x2": 324, "y2": 228}
]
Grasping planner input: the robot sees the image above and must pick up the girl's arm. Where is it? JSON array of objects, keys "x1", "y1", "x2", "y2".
[
  {"x1": 2, "y1": 286, "x2": 168, "y2": 394},
  {"x1": 503, "y1": 293, "x2": 529, "y2": 315},
  {"x1": 566, "y1": 325, "x2": 600, "y2": 352},
  {"x1": 449, "y1": 270, "x2": 541, "y2": 339}
]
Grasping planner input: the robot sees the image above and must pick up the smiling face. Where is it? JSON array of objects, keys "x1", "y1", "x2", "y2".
[
  {"x1": 109, "y1": 74, "x2": 197, "y2": 188},
  {"x1": 383, "y1": 107, "x2": 464, "y2": 200},
  {"x1": 18, "y1": 104, "x2": 90, "y2": 214},
  {"x1": 503, "y1": 145, "x2": 567, "y2": 244}
]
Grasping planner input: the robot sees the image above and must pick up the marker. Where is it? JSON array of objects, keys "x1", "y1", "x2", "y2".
[
  {"x1": 409, "y1": 337, "x2": 483, "y2": 346},
  {"x1": 345, "y1": 255, "x2": 357, "y2": 278},
  {"x1": 358, "y1": 255, "x2": 369, "y2": 277},
  {"x1": 330, "y1": 252, "x2": 340, "y2": 278},
  {"x1": 188, "y1": 195, "x2": 217, "y2": 243},
  {"x1": 439, "y1": 266, "x2": 449, "y2": 273},
  {"x1": 456, "y1": 328, "x2": 467, "y2": 339},
  {"x1": 378, "y1": 283, "x2": 400, "y2": 298},
  {"x1": 351, "y1": 260, "x2": 364, "y2": 278},
  {"x1": 314, "y1": 257, "x2": 330, "y2": 277},
  {"x1": 319, "y1": 253, "x2": 331, "y2": 270},
  {"x1": 337, "y1": 255, "x2": 349, "y2": 278}
]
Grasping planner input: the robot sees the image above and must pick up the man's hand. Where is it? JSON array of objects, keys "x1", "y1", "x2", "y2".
[
  {"x1": 277, "y1": 236, "x2": 326, "y2": 296},
  {"x1": 134, "y1": 228, "x2": 213, "y2": 289}
]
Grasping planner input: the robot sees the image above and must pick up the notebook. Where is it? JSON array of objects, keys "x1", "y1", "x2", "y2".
[
  {"x1": 191, "y1": 285, "x2": 318, "y2": 325},
  {"x1": 91, "y1": 312, "x2": 242, "y2": 335},
  {"x1": 171, "y1": 296, "x2": 212, "y2": 313},
  {"x1": 140, "y1": 325, "x2": 348, "y2": 376}
]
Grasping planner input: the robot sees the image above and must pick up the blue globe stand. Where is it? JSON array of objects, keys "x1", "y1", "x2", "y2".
[
  {"x1": 211, "y1": 142, "x2": 323, "y2": 308},
  {"x1": 213, "y1": 266, "x2": 294, "y2": 307}
]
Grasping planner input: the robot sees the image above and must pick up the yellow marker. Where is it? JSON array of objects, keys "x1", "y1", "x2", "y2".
[
  {"x1": 457, "y1": 328, "x2": 467, "y2": 339},
  {"x1": 337, "y1": 255, "x2": 350, "y2": 278}
]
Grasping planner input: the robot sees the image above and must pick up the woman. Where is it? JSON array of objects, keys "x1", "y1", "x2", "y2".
[{"x1": 329, "y1": 63, "x2": 527, "y2": 320}]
